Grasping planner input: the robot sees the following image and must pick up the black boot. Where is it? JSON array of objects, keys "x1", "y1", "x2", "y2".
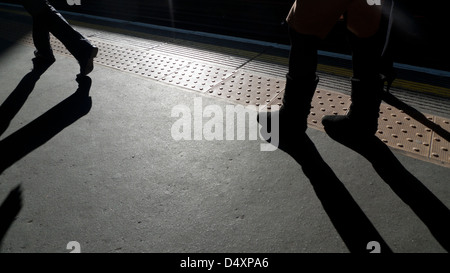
[
  {"x1": 322, "y1": 76, "x2": 383, "y2": 142},
  {"x1": 258, "y1": 73, "x2": 319, "y2": 149}
]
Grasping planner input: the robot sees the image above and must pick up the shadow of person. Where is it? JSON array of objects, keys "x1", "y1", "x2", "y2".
[
  {"x1": 0, "y1": 75, "x2": 92, "y2": 175},
  {"x1": 324, "y1": 131, "x2": 450, "y2": 252},
  {"x1": 269, "y1": 134, "x2": 393, "y2": 253},
  {"x1": 382, "y1": 92, "x2": 450, "y2": 142},
  {"x1": 0, "y1": 59, "x2": 54, "y2": 137},
  {"x1": 0, "y1": 185, "x2": 23, "y2": 249}
]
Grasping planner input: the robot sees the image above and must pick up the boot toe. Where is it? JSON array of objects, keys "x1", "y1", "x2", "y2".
[{"x1": 80, "y1": 46, "x2": 98, "y2": 76}]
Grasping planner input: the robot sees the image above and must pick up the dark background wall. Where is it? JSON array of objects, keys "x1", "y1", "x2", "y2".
[{"x1": 2, "y1": 0, "x2": 449, "y2": 71}]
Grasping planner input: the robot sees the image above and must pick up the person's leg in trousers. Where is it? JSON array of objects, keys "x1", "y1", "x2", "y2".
[
  {"x1": 32, "y1": 17, "x2": 54, "y2": 59},
  {"x1": 23, "y1": 0, "x2": 98, "y2": 76},
  {"x1": 42, "y1": 5, "x2": 98, "y2": 75},
  {"x1": 29, "y1": 14, "x2": 56, "y2": 74}
]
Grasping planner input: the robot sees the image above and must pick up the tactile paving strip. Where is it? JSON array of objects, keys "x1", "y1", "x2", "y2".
[
  {"x1": 118, "y1": 52, "x2": 191, "y2": 80},
  {"x1": 267, "y1": 88, "x2": 352, "y2": 127},
  {"x1": 377, "y1": 105, "x2": 434, "y2": 159},
  {"x1": 309, "y1": 89, "x2": 352, "y2": 128},
  {"x1": 242, "y1": 53, "x2": 288, "y2": 78},
  {"x1": 1, "y1": 16, "x2": 449, "y2": 166},
  {"x1": 431, "y1": 117, "x2": 450, "y2": 162},
  {"x1": 86, "y1": 29, "x2": 166, "y2": 50},
  {"x1": 154, "y1": 42, "x2": 257, "y2": 69},
  {"x1": 207, "y1": 71, "x2": 285, "y2": 106},
  {"x1": 161, "y1": 63, "x2": 234, "y2": 92}
]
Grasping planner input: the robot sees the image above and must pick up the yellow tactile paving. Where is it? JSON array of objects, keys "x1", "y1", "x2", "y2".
[
  {"x1": 377, "y1": 105, "x2": 434, "y2": 160},
  {"x1": 431, "y1": 117, "x2": 450, "y2": 163},
  {"x1": 207, "y1": 71, "x2": 285, "y2": 106},
  {"x1": 161, "y1": 63, "x2": 234, "y2": 92}
]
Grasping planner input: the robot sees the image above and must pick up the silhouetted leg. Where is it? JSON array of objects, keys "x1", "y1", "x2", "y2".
[
  {"x1": 32, "y1": 16, "x2": 54, "y2": 60},
  {"x1": 24, "y1": 0, "x2": 53, "y2": 58},
  {"x1": 288, "y1": 27, "x2": 319, "y2": 85},
  {"x1": 29, "y1": 15, "x2": 56, "y2": 74},
  {"x1": 37, "y1": 3, "x2": 98, "y2": 75},
  {"x1": 283, "y1": 27, "x2": 320, "y2": 120},
  {"x1": 322, "y1": 31, "x2": 384, "y2": 140},
  {"x1": 43, "y1": 6, "x2": 92, "y2": 61},
  {"x1": 350, "y1": 32, "x2": 383, "y2": 82},
  {"x1": 258, "y1": 28, "x2": 320, "y2": 150}
]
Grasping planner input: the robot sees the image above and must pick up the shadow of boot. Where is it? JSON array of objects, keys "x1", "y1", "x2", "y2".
[
  {"x1": 0, "y1": 185, "x2": 23, "y2": 248},
  {"x1": 289, "y1": 135, "x2": 393, "y2": 253},
  {"x1": 328, "y1": 132, "x2": 450, "y2": 252}
]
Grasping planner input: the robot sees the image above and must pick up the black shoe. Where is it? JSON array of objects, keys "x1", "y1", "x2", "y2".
[
  {"x1": 32, "y1": 50, "x2": 56, "y2": 75},
  {"x1": 79, "y1": 46, "x2": 98, "y2": 76}
]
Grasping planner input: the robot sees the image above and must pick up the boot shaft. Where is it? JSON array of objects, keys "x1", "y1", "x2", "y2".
[
  {"x1": 282, "y1": 73, "x2": 319, "y2": 114},
  {"x1": 348, "y1": 76, "x2": 383, "y2": 121}
]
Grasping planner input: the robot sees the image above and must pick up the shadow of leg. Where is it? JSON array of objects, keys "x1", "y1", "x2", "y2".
[
  {"x1": 0, "y1": 72, "x2": 42, "y2": 137},
  {"x1": 0, "y1": 76, "x2": 92, "y2": 175},
  {"x1": 280, "y1": 136, "x2": 393, "y2": 253},
  {"x1": 0, "y1": 185, "x2": 23, "y2": 248},
  {"x1": 382, "y1": 92, "x2": 450, "y2": 142},
  {"x1": 0, "y1": 53, "x2": 61, "y2": 137},
  {"x1": 328, "y1": 132, "x2": 450, "y2": 252}
]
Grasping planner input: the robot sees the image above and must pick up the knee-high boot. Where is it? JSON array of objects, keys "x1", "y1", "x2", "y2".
[
  {"x1": 322, "y1": 29, "x2": 384, "y2": 140},
  {"x1": 322, "y1": 76, "x2": 383, "y2": 138},
  {"x1": 258, "y1": 73, "x2": 319, "y2": 148},
  {"x1": 280, "y1": 73, "x2": 320, "y2": 134},
  {"x1": 258, "y1": 29, "x2": 320, "y2": 149}
]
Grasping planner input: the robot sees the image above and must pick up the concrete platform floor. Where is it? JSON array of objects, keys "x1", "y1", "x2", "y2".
[{"x1": 0, "y1": 14, "x2": 449, "y2": 254}]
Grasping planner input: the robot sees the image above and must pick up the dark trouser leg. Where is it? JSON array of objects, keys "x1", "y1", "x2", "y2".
[
  {"x1": 32, "y1": 16, "x2": 54, "y2": 59},
  {"x1": 30, "y1": 13, "x2": 56, "y2": 75},
  {"x1": 43, "y1": 5, "x2": 93, "y2": 61},
  {"x1": 34, "y1": 3, "x2": 98, "y2": 75}
]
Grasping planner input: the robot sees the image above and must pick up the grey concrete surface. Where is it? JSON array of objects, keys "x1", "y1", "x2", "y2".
[{"x1": 0, "y1": 37, "x2": 449, "y2": 254}]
